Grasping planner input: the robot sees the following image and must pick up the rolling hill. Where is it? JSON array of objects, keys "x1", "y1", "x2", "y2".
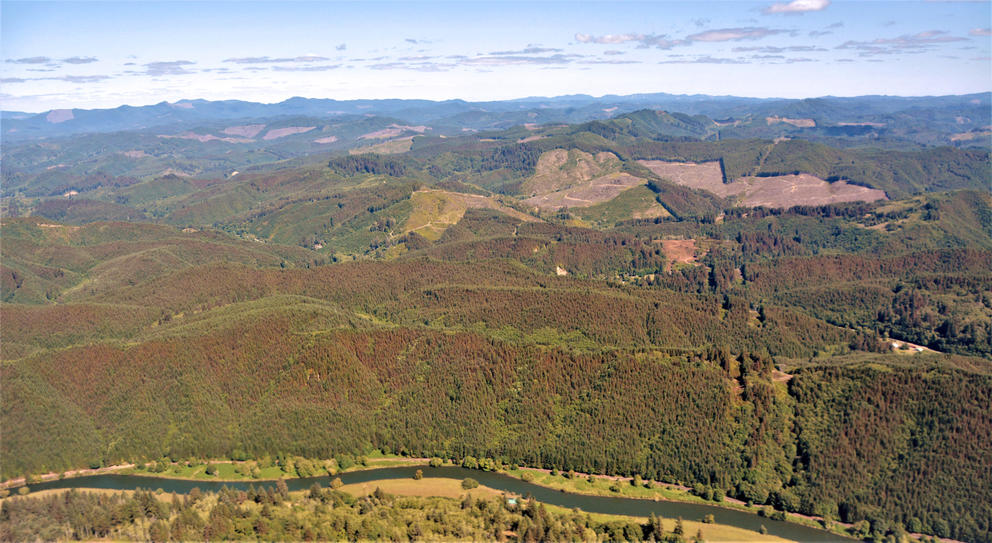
[{"x1": 2, "y1": 94, "x2": 991, "y2": 543}]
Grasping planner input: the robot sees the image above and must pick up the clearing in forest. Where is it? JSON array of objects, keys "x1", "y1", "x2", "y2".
[
  {"x1": 223, "y1": 124, "x2": 266, "y2": 138},
  {"x1": 765, "y1": 116, "x2": 816, "y2": 128},
  {"x1": 158, "y1": 132, "x2": 253, "y2": 143},
  {"x1": 573, "y1": 185, "x2": 670, "y2": 225},
  {"x1": 733, "y1": 174, "x2": 887, "y2": 207},
  {"x1": 262, "y1": 126, "x2": 315, "y2": 140},
  {"x1": 659, "y1": 239, "x2": 699, "y2": 269},
  {"x1": 522, "y1": 149, "x2": 647, "y2": 210},
  {"x1": 349, "y1": 136, "x2": 414, "y2": 155},
  {"x1": 638, "y1": 160, "x2": 725, "y2": 193},
  {"x1": 339, "y1": 478, "x2": 501, "y2": 499},
  {"x1": 405, "y1": 190, "x2": 538, "y2": 240},
  {"x1": 639, "y1": 160, "x2": 887, "y2": 208},
  {"x1": 359, "y1": 124, "x2": 429, "y2": 140}
]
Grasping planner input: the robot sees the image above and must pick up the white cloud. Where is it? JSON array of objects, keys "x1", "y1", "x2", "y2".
[
  {"x1": 62, "y1": 57, "x2": 99, "y2": 64},
  {"x1": 224, "y1": 56, "x2": 330, "y2": 64},
  {"x1": 874, "y1": 30, "x2": 968, "y2": 46},
  {"x1": 764, "y1": 0, "x2": 830, "y2": 14},
  {"x1": 686, "y1": 27, "x2": 784, "y2": 42},
  {"x1": 575, "y1": 32, "x2": 684, "y2": 49},
  {"x1": 836, "y1": 30, "x2": 968, "y2": 57},
  {"x1": 575, "y1": 33, "x2": 642, "y2": 44},
  {"x1": 144, "y1": 61, "x2": 196, "y2": 76},
  {"x1": 577, "y1": 28, "x2": 782, "y2": 48},
  {"x1": 970, "y1": 28, "x2": 992, "y2": 36}
]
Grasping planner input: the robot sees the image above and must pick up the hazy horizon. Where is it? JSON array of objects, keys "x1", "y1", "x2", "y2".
[
  {"x1": 5, "y1": 89, "x2": 992, "y2": 116},
  {"x1": 3, "y1": 0, "x2": 991, "y2": 113}
]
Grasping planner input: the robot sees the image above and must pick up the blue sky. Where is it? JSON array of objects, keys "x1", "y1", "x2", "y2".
[{"x1": 2, "y1": 0, "x2": 990, "y2": 112}]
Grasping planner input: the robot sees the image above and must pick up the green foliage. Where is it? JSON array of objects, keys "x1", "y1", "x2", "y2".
[
  {"x1": 2, "y1": 112, "x2": 991, "y2": 543},
  {"x1": 0, "y1": 485, "x2": 702, "y2": 543},
  {"x1": 758, "y1": 140, "x2": 992, "y2": 198},
  {"x1": 789, "y1": 365, "x2": 992, "y2": 542},
  {"x1": 328, "y1": 153, "x2": 412, "y2": 177}
]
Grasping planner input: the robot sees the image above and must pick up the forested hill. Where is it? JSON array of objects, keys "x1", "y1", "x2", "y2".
[
  {"x1": 2, "y1": 96, "x2": 991, "y2": 542},
  {"x1": 4, "y1": 92, "x2": 990, "y2": 148},
  {"x1": 3, "y1": 189, "x2": 992, "y2": 540}
]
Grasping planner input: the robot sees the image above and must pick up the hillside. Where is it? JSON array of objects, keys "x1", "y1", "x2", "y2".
[
  {"x1": 2, "y1": 96, "x2": 992, "y2": 543},
  {"x1": 520, "y1": 149, "x2": 646, "y2": 210},
  {"x1": 5, "y1": 93, "x2": 989, "y2": 149}
]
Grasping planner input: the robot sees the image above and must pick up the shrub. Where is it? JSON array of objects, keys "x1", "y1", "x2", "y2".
[{"x1": 461, "y1": 478, "x2": 479, "y2": 490}]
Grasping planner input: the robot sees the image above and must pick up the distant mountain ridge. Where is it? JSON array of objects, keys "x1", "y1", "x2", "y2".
[{"x1": 3, "y1": 92, "x2": 989, "y2": 144}]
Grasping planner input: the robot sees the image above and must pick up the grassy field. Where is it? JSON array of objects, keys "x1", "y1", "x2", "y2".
[
  {"x1": 339, "y1": 477, "x2": 501, "y2": 499},
  {"x1": 505, "y1": 467, "x2": 714, "y2": 504},
  {"x1": 8, "y1": 456, "x2": 866, "y2": 540},
  {"x1": 124, "y1": 462, "x2": 285, "y2": 481},
  {"x1": 404, "y1": 190, "x2": 537, "y2": 239},
  {"x1": 541, "y1": 503, "x2": 797, "y2": 543},
  {"x1": 332, "y1": 468, "x2": 805, "y2": 543},
  {"x1": 505, "y1": 468, "x2": 860, "y2": 540}
]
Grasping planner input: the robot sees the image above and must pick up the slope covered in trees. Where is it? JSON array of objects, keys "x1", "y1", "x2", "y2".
[
  {"x1": 3, "y1": 190, "x2": 992, "y2": 540},
  {"x1": 2, "y1": 103, "x2": 991, "y2": 542}
]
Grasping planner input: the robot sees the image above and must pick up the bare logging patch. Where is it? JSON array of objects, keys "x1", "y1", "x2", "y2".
[
  {"x1": 639, "y1": 160, "x2": 887, "y2": 208},
  {"x1": 522, "y1": 149, "x2": 648, "y2": 210}
]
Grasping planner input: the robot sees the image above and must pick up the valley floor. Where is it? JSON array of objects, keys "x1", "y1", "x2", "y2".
[{"x1": 3, "y1": 455, "x2": 869, "y2": 541}]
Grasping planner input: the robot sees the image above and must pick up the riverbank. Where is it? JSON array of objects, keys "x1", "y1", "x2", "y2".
[
  {"x1": 502, "y1": 466, "x2": 855, "y2": 540},
  {"x1": 0, "y1": 465, "x2": 843, "y2": 542},
  {"x1": 538, "y1": 503, "x2": 794, "y2": 543},
  {"x1": 0, "y1": 478, "x2": 809, "y2": 543},
  {"x1": 118, "y1": 454, "x2": 430, "y2": 484},
  {"x1": 1, "y1": 454, "x2": 427, "y2": 489},
  {"x1": 1, "y1": 463, "x2": 136, "y2": 490},
  {"x1": 2, "y1": 455, "x2": 849, "y2": 539}
]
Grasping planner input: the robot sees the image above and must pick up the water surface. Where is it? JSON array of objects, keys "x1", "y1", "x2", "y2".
[{"x1": 24, "y1": 466, "x2": 841, "y2": 541}]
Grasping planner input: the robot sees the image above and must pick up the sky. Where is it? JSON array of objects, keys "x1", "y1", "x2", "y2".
[{"x1": 1, "y1": 0, "x2": 990, "y2": 112}]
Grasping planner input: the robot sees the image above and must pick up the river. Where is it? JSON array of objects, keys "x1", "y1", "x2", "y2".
[{"x1": 22, "y1": 465, "x2": 842, "y2": 541}]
